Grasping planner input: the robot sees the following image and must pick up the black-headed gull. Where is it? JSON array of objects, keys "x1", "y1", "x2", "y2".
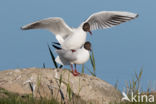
[
  {"x1": 21, "y1": 11, "x2": 138, "y2": 50},
  {"x1": 53, "y1": 41, "x2": 91, "y2": 76}
]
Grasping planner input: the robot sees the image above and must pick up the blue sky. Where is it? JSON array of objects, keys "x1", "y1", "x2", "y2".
[{"x1": 0, "y1": 0, "x2": 156, "y2": 90}]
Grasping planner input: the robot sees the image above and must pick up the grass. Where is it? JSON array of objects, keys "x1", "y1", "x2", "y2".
[
  {"x1": 0, "y1": 72, "x2": 87, "y2": 104},
  {"x1": 46, "y1": 44, "x2": 156, "y2": 104},
  {"x1": 54, "y1": 71, "x2": 87, "y2": 104},
  {"x1": 48, "y1": 44, "x2": 58, "y2": 68},
  {"x1": 1, "y1": 44, "x2": 155, "y2": 104},
  {"x1": 82, "y1": 49, "x2": 96, "y2": 76},
  {"x1": 0, "y1": 69, "x2": 156, "y2": 104},
  {"x1": 0, "y1": 88, "x2": 59, "y2": 104},
  {"x1": 89, "y1": 50, "x2": 96, "y2": 76},
  {"x1": 114, "y1": 69, "x2": 156, "y2": 104}
]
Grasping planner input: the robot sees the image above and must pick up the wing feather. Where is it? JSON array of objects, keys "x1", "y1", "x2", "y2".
[
  {"x1": 21, "y1": 17, "x2": 72, "y2": 39},
  {"x1": 84, "y1": 11, "x2": 138, "y2": 31}
]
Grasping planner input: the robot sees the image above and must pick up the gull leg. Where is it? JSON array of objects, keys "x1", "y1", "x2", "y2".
[
  {"x1": 70, "y1": 64, "x2": 74, "y2": 73},
  {"x1": 74, "y1": 64, "x2": 80, "y2": 76},
  {"x1": 70, "y1": 64, "x2": 77, "y2": 76},
  {"x1": 70, "y1": 64, "x2": 79, "y2": 76}
]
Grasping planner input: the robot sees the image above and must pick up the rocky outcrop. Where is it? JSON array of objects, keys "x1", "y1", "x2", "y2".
[{"x1": 0, "y1": 68, "x2": 121, "y2": 104}]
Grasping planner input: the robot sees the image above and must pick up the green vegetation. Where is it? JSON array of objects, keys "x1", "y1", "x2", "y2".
[
  {"x1": 48, "y1": 44, "x2": 58, "y2": 68},
  {"x1": 114, "y1": 69, "x2": 156, "y2": 104},
  {"x1": 45, "y1": 45, "x2": 156, "y2": 104},
  {"x1": 0, "y1": 87, "x2": 87, "y2": 104},
  {"x1": 54, "y1": 71, "x2": 87, "y2": 104},
  {"x1": 0, "y1": 88, "x2": 59, "y2": 104},
  {"x1": 0, "y1": 69, "x2": 156, "y2": 104},
  {"x1": 1, "y1": 45, "x2": 155, "y2": 104}
]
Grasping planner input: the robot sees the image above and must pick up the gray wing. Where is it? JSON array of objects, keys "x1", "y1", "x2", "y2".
[
  {"x1": 84, "y1": 11, "x2": 138, "y2": 30},
  {"x1": 56, "y1": 49, "x2": 77, "y2": 62},
  {"x1": 21, "y1": 17, "x2": 72, "y2": 39}
]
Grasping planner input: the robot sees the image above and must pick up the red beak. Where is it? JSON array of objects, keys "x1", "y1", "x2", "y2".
[{"x1": 89, "y1": 30, "x2": 92, "y2": 35}]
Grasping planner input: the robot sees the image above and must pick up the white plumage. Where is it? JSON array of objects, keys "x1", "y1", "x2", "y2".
[
  {"x1": 21, "y1": 11, "x2": 138, "y2": 50},
  {"x1": 55, "y1": 47, "x2": 90, "y2": 65}
]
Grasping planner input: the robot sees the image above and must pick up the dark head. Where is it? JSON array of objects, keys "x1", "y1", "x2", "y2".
[
  {"x1": 82, "y1": 22, "x2": 92, "y2": 35},
  {"x1": 84, "y1": 41, "x2": 91, "y2": 51}
]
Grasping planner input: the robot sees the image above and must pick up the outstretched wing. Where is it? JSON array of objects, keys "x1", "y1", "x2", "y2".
[
  {"x1": 21, "y1": 17, "x2": 73, "y2": 41},
  {"x1": 84, "y1": 11, "x2": 138, "y2": 30}
]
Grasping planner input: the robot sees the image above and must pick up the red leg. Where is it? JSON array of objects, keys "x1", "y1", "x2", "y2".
[
  {"x1": 70, "y1": 64, "x2": 74, "y2": 73},
  {"x1": 74, "y1": 64, "x2": 80, "y2": 76},
  {"x1": 70, "y1": 64, "x2": 79, "y2": 76}
]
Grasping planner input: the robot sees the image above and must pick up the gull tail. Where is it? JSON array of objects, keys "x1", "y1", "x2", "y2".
[{"x1": 55, "y1": 56, "x2": 64, "y2": 65}]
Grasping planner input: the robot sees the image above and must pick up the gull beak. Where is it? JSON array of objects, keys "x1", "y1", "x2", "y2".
[{"x1": 89, "y1": 30, "x2": 92, "y2": 35}]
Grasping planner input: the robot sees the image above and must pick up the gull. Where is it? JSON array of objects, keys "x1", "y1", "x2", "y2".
[
  {"x1": 53, "y1": 41, "x2": 91, "y2": 76},
  {"x1": 21, "y1": 11, "x2": 138, "y2": 50}
]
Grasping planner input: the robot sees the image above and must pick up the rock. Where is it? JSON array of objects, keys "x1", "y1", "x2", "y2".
[{"x1": 0, "y1": 68, "x2": 121, "y2": 104}]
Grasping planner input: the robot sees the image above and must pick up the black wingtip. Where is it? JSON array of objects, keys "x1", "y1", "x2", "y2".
[
  {"x1": 136, "y1": 14, "x2": 139, "y2": 18},
  {"x1": 52, "y1": 42, "x2": 61, "y2": 45},
  {"x1": 52, "y1": 45, "x2": 62, "y2": 50}
]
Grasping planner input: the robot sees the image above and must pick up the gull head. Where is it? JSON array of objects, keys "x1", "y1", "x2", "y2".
[
  {"x1": 84, "y1": 41, "x2": 92, "y2": 51},
  {"x1": 83, "y1": 22, "x2": 92, "y2": 35}
]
